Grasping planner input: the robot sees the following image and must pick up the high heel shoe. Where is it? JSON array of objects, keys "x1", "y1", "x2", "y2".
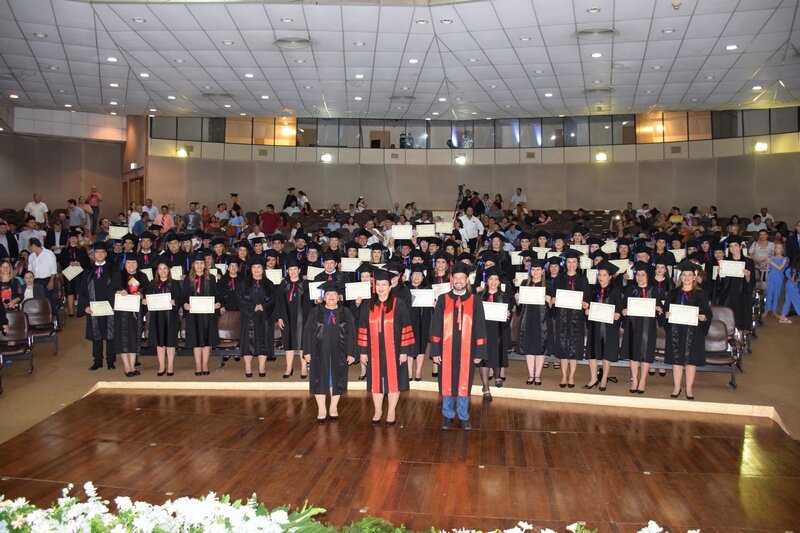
[
  {"x1": 328, "y1": 415, "x2": 338, "y2": 422},
  {"x1": 157, "y1": 370, "x2": 166, "y2": 377},
  {"x1": 482, "y1": 391, "x2": 493, "y2": 401},
  {"x1": 167, "y1": 371, "x2": 174, "y2": 376},
  {"x1": 358, "y1": 373, "x2": 367, "y2": 381},
  {"x1": 317, "y1": 417, "x2": 326, "y2": 425},
  {"x1": 494, "y1": 378, "x2": 503, "y2": 388},
  {"x1": 259, "y1": 372, "x2": 266, "y2": 378},
  {"x1": 636, "y1": 389, "x2": 645, "y2": 394},
  {"x1": 599, "y1": 384, "x2": 607, "y2": 392},
  {"x1": 194, "y1": 371, "x2": 202, "y2": 376},
  {"x1": 670, "y1": 388, "x2": 682, "y2": 399},
  {"x1": 686, "y1": 392, "x2": 695, "y2": 401},
  {"x1": 414, "y1": 377, "x2": 421, "y2": 382},
  {"x1": 371, "y1": 418, "x2": 381, "y2": 425},
  {"x1": 245, "y1": 372, "x2": 253, "y2": 378},
  {"x1": 432, "y1": 371, "x2": 439, "y2": 378},
  {"x1": 282, "y1": 369, "x2": 294, "y2": 379},
  {"x1": 567, "y1": 383, "x2": 575, "y2": 388},
  {"x1": 202, "y1": 371, "x2": 210, "y2": 375},
  {"x1": 385, "y1": 420, "x2": 395, "y2": 426},
  {"x1": 535, "y1": 378, "x2": 543, "y2": 386},
  {"x1": 559, "y1": 382, "x2": 567, "y2": 389},
  {"x1": 300, "y1": 372, "x2": 308, "y2": 379},
  {"x1": 582, "y1": 381, "x2": 599, "y2": 390},
  {"x1": 526, "y1": 377, "x2": 535, "y2": 385}
]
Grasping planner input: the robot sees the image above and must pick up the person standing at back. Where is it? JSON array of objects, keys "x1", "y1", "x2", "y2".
[
  {"x1": 86, "y1": 186, "x2": 103, "y2": 233},
  {"x1": 23, "y1": 193, "x2": 49, "y2": 227},
  {"x1": 509, "y1": 188, "x2": 527, "y2": 211}
]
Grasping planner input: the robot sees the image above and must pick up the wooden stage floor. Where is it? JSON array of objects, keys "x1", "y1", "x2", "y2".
[{"x1": 0, "y1": 388, "x2": 798, "y2": 532}]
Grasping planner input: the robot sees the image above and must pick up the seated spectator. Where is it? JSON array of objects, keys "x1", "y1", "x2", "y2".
[
  {"x1": 342, "y1": 216, "x2": 359, "y2": 233},
  {"x1": 760, "y1": 207, "x2": 775, "y2": 228},
  {"x1": 746, "y1": 214, "x2": 768, "y2": 232},
  {"x1": 749, "y1": 229, "x2": 775, "y2": 276},
  {"x1": 356, "y1": 196, "x2": 367, "y2": 212},
  {"x1": 132, "y1": 212, "x2": 149, "y2": 235},
  {"x1": 284, "y1": 199, "x2": 301, "y2": 217},
  {"x1": 726, "y1": 215, "x2": 741, "y2": 233},
  {"x1": 215, "y1": 203, "x2": 230, "y2": 223},
  {"x1": 667, "y1": 207, "x2": 684, "y2": 224},
  {"x1": 327, "y1": 215, "x2": 341, "y2": 233}
]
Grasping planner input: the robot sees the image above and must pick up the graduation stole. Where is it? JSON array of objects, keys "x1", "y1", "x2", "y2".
[
  {"x1": 441, "y1": 294, "x2": 474, "y2": 397},
  {"x1": 368, "y1": 303, "x2": 397, "y2": 394}
]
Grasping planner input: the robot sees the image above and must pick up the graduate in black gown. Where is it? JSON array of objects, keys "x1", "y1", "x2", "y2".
[
  {"x1": 516, "y1": 258, "x2": 551, "y2": 386},
  {"x1": 664, "y1": 261, "x2": 713, "y2": 400},
  {"x1": 357, "y1": 268, "x2": 414, "y2": 426},
  {"x1": 160, "y1": 233, "x2": 186, "y2": 275},
  {"x1": 113, "y1": 253, "x2": 148, "y2": 377},
  {"x1": 584, "y1": 261, "x2": 623, "y2": 390},
  {"x1": 302, "y1": 281, "x2": 357, "y2": 423},
  {"x1": 547, "y1": 249, "x2": 590, "y2": 388},
  {"x1": 144, "y1": 259, "x2": 181, "y2": 376},
  {"x1": 181, "y1": 252, "x2": 221, "y2": 375},
  {"x1": 218, "y1": 257, "x2": 242, "y2": 313},
  {"x1": 405, "y1": 264, "x2": 431, "y2": 381},
  {"x1": 276, "y1": 256, "x2": 312, "y2": 378},
  {"x1": 59, "y1": 230, "x2": 90, "y2": 316},
  {"x1": 346, "y1": 265, "x2": 373, "y2": 380},
  {"x1": 716, "y1": 235, "x2": 756, "y2": 331},
  {"x1": 621, "y1": 261, "x2": 659, "y2": 394},
  {"x1": 77, "y1": 241, "x2": 116, "y2": 370},
  {"x1": 385, "y1": 261, "x2": 412, "y2": 309},
  {"x1": 237, "y1": 257, "x2": 278, "y2": 378},
  {"x1": 478, "y1": 267, "x2": 511, "y2": 397}
]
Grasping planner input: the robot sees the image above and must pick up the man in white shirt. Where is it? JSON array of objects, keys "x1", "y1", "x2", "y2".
[
  {"x1": 458, "y1": 207, "x2": 485, "y2": 251},
  {"x1": 745, "y1": 215, "x2": 767, "y2": 232},
  {"x1": 142, "y1": 198, "x2": 159, "y2": 220},
  {"x1": 759, "y1": 207, "x2": 775, "y2": 229},
  {"x1": 215, "y1": 203, "x2": 230, "y2": 222},
  {"x1": 17, "y1": 216, "x2": 42, "y2": 253},
  {"x1": 635, "y1": 203, "x2": 650, "y2": 219},
  {"x1": 27, "y1": 237, "x2": 58, "y2": 302},
  {"x1": 128, "y1": 204, "x2": 141, "y2": 232},
  {"x1": 23, "y1": 193, "x2": 49, "y2": 226},
  {"x1": 509, "y1": 188, "x2": 527, "y2": 210}
]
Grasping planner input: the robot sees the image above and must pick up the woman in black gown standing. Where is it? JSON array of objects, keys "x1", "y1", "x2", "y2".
[
  {"x1": 584, "y1": 261, "x2": 623, "y2": 391},
  {"x1": 621, "y1": 261, "x2": 659, "y2": 393},
  {"x1": 237, "y1": 258, "x2": 278, "y2": 378},
  {"x1": 182, "y1": 252, "x2": 221, "y2": 376},
  {"x1": 276, "y1": 256, "x2": 312, "y2": 378},
  {"x1": 144, "y1": 259, "x2": 181, "y2": 376},
  {"x1": 59, "y1": 231, "x2": 91, "y2": 317},
  {"x1": 405, "y1": 263, "x2": 431, "y2": 381},
  {"x1": 114, "y1": 254, "x2": 148, "y2": 377},
  {"x1": 516, "y1": 258, "x2": 551, "y2": 386},
  {"x1": 479, "y1": 267, "x2": 511, "y2": 397},
  {"x1": 716, "y1": 235, "x2": 755, "y2": 332}
]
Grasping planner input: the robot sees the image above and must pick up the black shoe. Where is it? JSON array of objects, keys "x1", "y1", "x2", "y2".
[
  {"x1": 432, "y1": 372, "x2": 439, "y2": 378},
  {"x1": 358, "y1": 373, "x2": 367, "y2": 381},
  {"x1": 157, "y1": 370, "x2": 166, "y2": 376},
  {"x1": 567, "y1": 383, "x2": 575, "y2": 388},
  {"x1": 300, "y1": 373, "x2": 308, "y2": 379},
  {"x1": 385, "y1": 420, "x2": 395, "y2": 426},
  {"x1": 125, "y1": 371, "x2": 135, "y2": 378},
  {"x1": 686, "y1": 392, "x2": 695, "y2": 401},
  {"x1": 535, "y1": 378, "x2": 543, "y2": 386},
  {"x1": 414, "y1": 377, "x2": 421, "y2": 382},
  {"x1": 107, "y1": 364, "x2": 115, "y2": 370},
  {"x1": 659, "y1": 369, "x2": 667, "y2": 377},
  {"x1": 495, "y1": 378, "x2": 503, "y2": 388},
  {"x1": 483, "y1": 391, "x2": 492, "y2": 401},
  {"x1": 559, "y1": 382, "x2": 567, "y2": 388},
  {"x1": 670, "y1": 388, "x2": 682, "y2": 399},
  {"x1": 234, "y1": 356, "x2": 241, "y2": 362},
  {"x1": 202, "y1": 371, "x2": 210, "y2": 375},
  {"x1": 629, "y1": 388, "x2": 637, "y2": 393},
  {"x1": 89, "y1": 363, "x2": 101, "y2": 371},
  {"x1": 134, "y1": 360, "x2": 141, "y2": 367},
  {"x1": 371, "y1": 418, "x2": 381, "y2": 425},
  {"x1": 317, "y1": 417, "x2": 326, "y2": 425},
  {"x1": 460, "y1": 419, "x2": 472, "y2": 430},
  {"x1": 648, "y1": 369, "x2": 656, "y2": 376},
  {"x1": 599, "y1": 384, "x2": 607, "y2": 392},
  {"x1": 441, "y1": 417, "x2": 453, "y2": 430},
  {"x1": 636, "y1": 389, "x2": 645, "y2": 394},
  {"x1": 328, "y1": 415, "x2": 338, "y2": 422},
  {"x1": 267, "y1": 356, "x2": 277, "y2": 361},
  {"x1": 583, "y1": 381, "x2": 599, "y2": 390},
  {"x1": 501, "y1": 376, "x2": 506, "y2": 382},
  {"x1": 282, "y1": 369, "x2": 293, "y2": 379},
  {"x1": 526, "y1": 377, "x2": 534, "y2": 385},
  {"x1": 167, "y1": 372, "x2": 174, "y2": 376},
  {"x1": 258, "y1": 372, "x2": 266, "y2": 378},
  {"x1": 245, "y1": 373, "x2": 253, "y2": 378},
  {"x1": 195, "y1": 371, "x2": 202, "y2": 376},
  {"x1": 133, "y1": 370, "x2": 141, "y2": 376}
]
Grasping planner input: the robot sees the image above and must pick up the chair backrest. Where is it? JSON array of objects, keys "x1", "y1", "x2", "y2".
[
  {"x1": 21, "y1": 297, "x2": 54, "y2": 327},
  {"x1": 705, "y1": 320, "x2": 729, "y2": 353},
  {"x1": 711, "y1": 305, "x2": 736, "y2": 334},
  {"x1": 655, "y1": 327, "x2": 666, "y2": 352},
  {"x1": 2, "y1": 310, "x2": 29, "y2": 343},
  {"x1": 218, "y1": 310, "x2": 241, "y2": 340}
]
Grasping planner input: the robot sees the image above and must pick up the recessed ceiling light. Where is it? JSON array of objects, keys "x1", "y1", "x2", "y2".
[
  {"x1": 0, "y1": 128, "x2": 3, "y2": 131},
  {"x1": 415, "y1": 18, "x2": 428, "y2": 24},
  {"x1": 294, "y1": 59, "x2": 306, "y2": 64},
  {"x1": 593, "y1": 80, "x2": 601, "y2": 84},
  {"x1": 432, "y1": 112, "x2": 440, "y2": 115},
  {"x1": 752, "y1": 85, "x2": 762, "y2": 90},
  {"x1": 604, "y1": 125, "x2": 610, "y2": 129},
  {"x1": 240, "y1": 112, "x2": 246, "y2": 116},
  {"x1": 109, "y1": 101, "x2": 117, "y2": 105},
  {"x1": 224, "y1": 104, "x2": 231, "y2": 108},
  {"x1": 174, "y1": 58, "x2": 185, "y2": 64},
  {"x1": 691, "y1": 98, "x2": 698, "y2": 102},
  {"x1": 645, "y1": 89, "x2": 654, "y2": 94},
  {"x1": 354, "y1": 96, "x2": 362, "y2": 101},
  {"x1": 354, "y1": 74, "x2": 364, "y2": 79},
  {"x1": 587, "y1": 7, "x2": 601, "y2": 13},
  {"x1": 486, "y1": 117, "x2": 492, "y2": 120},
  {"x1": 470, "y1": 111, "x2": 477, "y2": 115},
  {"x1": 33, "y1": 32, "x2": 47, "y2": 38},
  {"x1": 725, "y1": 44, "x2": 738, "y2": 51},
  {"x1": 110, "y1": 112, "x2": 117, "y2": 116},
  {"x1": 504, "y1": 104, "x2": 512, "y2": 108},
  {"x1": 203, "y1": 86, "x2": 211, "y2": 90},
  {"x1": 662, "y1": 28, "x2": 675, "y2": 34},
  {"x1": 9, "y1": 94, "x2": 18, "y2": 99},
  {"x1": 558, "y1": 114, "x2": 565, "y2": 117},
  {"x1": 280, "y1": 17, "x2": 293, "y2": 23},
  {"x1": 64, "y1": 104, "x2": 72, "y2": 108},
  {"x1": 353, "y1": 40, "x2": 365, "y2": 47},
  {"x1": 438, "y1": 97, "x2": 447, "y2": 102},
  {"x1": 705, "y1": 75, "x2": 715, "y2": 80},
  {"x1": 408, "y1": 58, "x2": 419, "y2": 64},
  {"x1": 304, "y1": 85, "x2": 312, "y2": 89},
  {"x1": 149, "y1": 108, "x2": 156, "y2": 112},
  {"x1": 401, "y1": 86, "x2": 409, "y2": 91},
  {"x1": 533, "y1": 69, "x2": 544, "y2": 74},
  {"x1": 591, "y1": 52, "x2": 603, "y2": 58},
  {"x1": 440, "y1": 18, "x2": 453, "y2": 24},
  {"x1": 46, "y1": 65, "x2": 59, "y2": 71},
  {"x1": 57, "y1": 89, "x2": 66, "y2": 94},
  {"x1": 139, "y1": 72, "x2": 149, "y2": 78},
  {"x1": 221, "y1": 40, "x2": 235, "y2": 46},
  {"x1": 519, "y1": 36, "x2": 531, "y2": 41},
  {"x1": 395, "y1": 106, "x2": 403, "y2": 109},
  {"x1": 467, "y1": 57, "x2": 478, "y2": 62},
  {"x1": 106, "y1": 57, "x2": 117, "y2": 63},
  {"x1": 261, "y1": 95, "x2": 269, "y2": 99},
  {"x1": 544, "y1": 92, "x2": 553, "y2": 97},
  {"x1": 651, "y1": 65, "x2": 662, "y2": 70},
  {"x1": 167, "y1": 95, "x2": 176, "y2": 100},
  {"x1": 132, "y1": 17, "x2": 146, "y2": 23},
  {"x1": 244, "y1": 73, "x2": 254, "y2": 78},
  {"x1": 425, "y1": 117, "x2": 431, "y2": 121}
]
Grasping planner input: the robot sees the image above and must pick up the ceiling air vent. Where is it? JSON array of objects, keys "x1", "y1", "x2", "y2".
[
  {"x1": 274, "y1": 37, "x2": 311, "y2": 50},
  {"x1": 576, "y1": 27, "x2": 617, "y2": 41}
]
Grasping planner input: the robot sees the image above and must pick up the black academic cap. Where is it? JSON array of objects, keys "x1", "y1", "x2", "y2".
[
  {"x1": 633, "y1": 261, "x2": 652, "y2": 274},
  {"x1": 321, "y1": 251, "x2": 339, "y2": 263},
  {"x1": 617, "y1": 238, "x2": 632, "y2": 248},
  {"x1": 652, "y1": 255, "x2": 671, "y2": 266},
  {"x1": 676, "y1": 260, "x2": 702, "y2": 272},
  {"x1": 230, "y1": 192, "x2": 239, "y2": 197},
  {"x1": 687, "y1": 251, "x2": 705, "y2": 263},
  {"x1": 227, "y1": 257, "x2": 243, "y2": 267},
  {"x1": 92, "y1": 241, "x2": 110, "y2": 252},
  {"x1": 318, "y1": 280, "x2": 340, "y2": 293},
  {"x1": 712, "y1": 242, "x2": 726, "y2": 252},
  {"x1": 458, "y1": 252, "x2": 476, "y2": 264},
  {"x1": 518, "y1": 231, "x2": 533, "y2": 241},
  {"x1": 271, "y1": 233, "x2": 287, "y2": 243},
  {"x1": 426, "y1": 237, "x2": 443, "y2": 247},
  {"x1": 488, "y1": 232, "x2": 506, "y2": 242},
  {"x1": 265, "y1": 249, "x2": 280, "y2": 259},
  {"x1": 199, "y1": 232, "x2": 212, "y2": 240},
  {"x1": 552, "y1": 233, "x2": 566, "y2": 242},
  {"x1": 590, "y1": 250, "x2": 608, "y2": 261},
  {"x1": 686, "y1": 239, "x2": 700, "y2": 249},
  {"x1": 369, "y1": 242, "x2": 386, "y2": 251},
  {"x1": 408, "y1": 264, "x2": 426, "y2": 275},
  {"x1": 148, "y1": 225, "x2": 162, "y2": 232},
  {"x1": 532, "y1": 230, "x2": 550, "y2": 240},
  {"x1": 356, "y1": 229, "x2": 372, "y2": 239},
  {"x1": 594, "y1": 260, "x2": 619, "y2": 275},
  {"x1": 481, "y1": 251, "x2": 501, "y2": 264},
  {"x1": 287, "y1": 187, "x2": 296, "y2": 192},
  {"x1": 433, "y1": 251, "x2": 451, "y2": 261},
  {"x1": 123, "y1": 253, "x2": 142, "y2": 265},
  {"x1": 409, "y1": 249, "x2": 424, "y2": 260},
  {"x1": 140, "y1": 231, "x2": 156, "y2": 242},
  {"x1": 653, "y1": 232, "x2": 669, "y2": 242},
  {"x1": 192, "y1": 251, "x2": 207, "y2": 262},
  {"x1": 307, "y1": 242, "x2": 322, "y2": 252},
  {"x1": 200, "y1": 248, "x2": 213, "y2": 257},
  {"x1": 384, "y1": 261, "x2": 404, "y2": 274},
  {"x1": 372, "y1": 268, "x2": 394, "y2": 282},
  {"x1": 327, "y1": 231, "x2": 342, "y2": 240},
  {"x1": 529, "y1": 258, "x2": 546, "y2": 269},
  {"x1": 248, "y1": 256, "x2": 266, "y2": 268},
  {"x1": 396, "y1": 239, "x2": 413, "y2": 248},
  {"x1": 451, "y1": 262, "x2": 472, "y2": 276},
  {"x1": 443, "y1": 239, "x2": 459, "y2": 250},
  {"x1": 343, "y1": 240, "x2": 359, "y2": 251},
  {"x1": 164, "y1": 233, "x2": 180, "y2": 243},
  {"x1": 668, "y1": 233, "x2": 683, "y2": 243},
  {"x1": 294, "y1": 230, "x2": 308, "y2": 241},
  {"x1": 210, "y1": 237, "x2": 227, "y2": 247},
  {"x1": 562, "y1": 249, "x2": 583, "y2": 259},
  {"x1": 180, "y1": 233, "x2": 193, "y2": 242},
  {"x1": 67, "y1": 229, "x2": 81, "y2": 238},
  {"x1": 520, "y1": 250, "x2": 537, "y2": 260},
  {"x1": 546, "y1": 256, "x2": 563, "y2": 267},
  {"x1": 586, "y1": 237, "x2": 603, "y2": 247},
  {"x1": 284, "y1": 256, "x2": 301, "y2": 268},
  {"x1": 572, "y1": 225, "x2": 590, "y2": 235},
  {"x1": 725, "y1": 235, "x2": 745, "y2": 245},
  {"x1": 122, "y1": 233, "x2": 138, "y2": 244},
  {"x1": 235, "y1": 239, "x2": 250, "y2": 249},
  {"x1": 483, "y1": 266, "x2": 503, "y2": 279}
]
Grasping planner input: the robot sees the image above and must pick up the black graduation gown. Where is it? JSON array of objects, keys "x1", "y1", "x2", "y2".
[
  {"x1": 236, "y1": 278, "x2": 277, "y2": 356},
  {"x1": 429, "y1": 291, "x2": 488, "y2": 397},
  {"x1": 181, "y1": 276, "x2": 220, "y2": 348},
  {"x1": 405, "y1": 281, "x2": 432, "y2": 356},
  {"x1": 664, "y1": 288, "x2": 713, "y2": 366},
  {"x1": 76, "y1": 263, "x2": 115, "y2": 341},
  {"x1": 716, "y1": 255, "x2": 755, "y2": 330},
  {"x1": 620, "y1": 284, "x2": 658, "y2": 363},
  {"x1": 585, "y1": 284, "x2": 623, "y2": 361},
  {"x1": 113, "y1": 272, "x2": 148, "y2": 354},
  {"x1": 276, "y1": 278, "x2": 312, "y2": 351},
  {"x1": 313, "y1": 270, "x2": 343, "y2": 284},
  {"x1": 58, "y1": 245, "x2": 91, "y2": 296},
  {"x1": 138, "y1": 250, "x2": 158, "y2": 272},
  {"x1": 357, "y1": 298, "x2": 413, "y2": 394},
  {"x1": 302, "y1": 305, "x2": 356, "y2": 396},
  {"x1": 516, "y1": 279, "x2": 552, "y2": 356},
  {"x1": 218, "y1": 274, "x2": 241, "y2": 312},
  {"x1": 112, "y1": 250, "x2": 137, "y2": 272},
  {"x1": 145, "y1": 279, "x2": 181, "y2": 347},
  {"x1": 161, "y1": 250, "x2": 187, "y2": 271},
  {"x1": 480, "y1": 289, "x2": 511, "y2": 368},
  {"x1": 547, "y1": 273, "x2": 590, "y2": 360},
  {"x1": 652, "y1": 276, "x2": 674, "y2": 308},
  {"x1": 392, "y1": 283, "x2": 413, "y2": 309},
  {"x1": 652, "y1": 251, "x2": 675, "y2": 267}
]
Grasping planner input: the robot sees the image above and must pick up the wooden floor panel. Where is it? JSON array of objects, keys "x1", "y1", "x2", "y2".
[{"x1": 0, "y1": 388, "x2": 797, "y2": 531}]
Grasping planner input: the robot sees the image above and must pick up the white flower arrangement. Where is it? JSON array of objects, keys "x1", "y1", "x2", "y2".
[{"x1": 0, "y1": 484, "x2": 698, "y2": 533}]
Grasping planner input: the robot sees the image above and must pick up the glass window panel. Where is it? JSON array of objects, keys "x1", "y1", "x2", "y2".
[
  {"x1": 317, "y1": 119, "x2": 339, "y2": 147},
  {"x1": 688, "y1": 111, "x2": 711, "y2": 141},
  {"x1": 495, "y1": 119, "x2": 519, "y2": 148},
  {"x1": 361, "y1": 120, "x2": 385, "y2": 148},
  {"x1": 150, "y1": 116, "x2": 176, "y2": 140},
  {"x1": 519, "y1": 118, "x2": 542, "y2": 148},
  {"x1": 404, "y1": 120, "x2": 428, "y2": 149},
  {"x1": 770, "y1": 107, "x2": 798, "y2": 134},
  {"x1": 589, "y1": 116, "x2": 612, "y2": 145},
  {"x1": 711, "y1": 110, "x2": 741, "y2": 138},
  {"x1": 613, "y1": 114, "x2": 636, "y2": 144},
  {"x1": 225, "y1": 117, "x2": 252, "y2": 144},
  {"x1": 541, "y1": 117, "x2": 564, "y2": 148},
  {"x1": 473, "y1": 120, "x2": 495, "y2": 148},
  {"x1": 253, "y1": 118, "x2": 275, "y2": 145},
  {"x1": 338, "y1": 119, "x2": 360, "y2": 148},
  {"x1": 296, "y1": 119, "x2": 317, "y2": 147},
  {"x1": 274, "y1": 117, "x2": 297, "y2": 146},
  {"x1": 636, "y1": 112, "x2": 663, "y2": 143},
  {"x1": 202, "y1": 118, "x2": 225, "y2": 143},
  {"x1": 176, "y1": 117, "x2": 202, "y2": 141},
  {"x1": 663, "y1": 112, "x2": 687, "y2": 142},
  {"x1": 451, "y1": 121, "x2": 474, "y2": 148},
  {"x1": 384, "y1": 120, "x2": 405, "y2": 149},
  {"x1": 429, "y1": 121, "x2": 451, "y2": 149},
  {"x1": 743, "y1": 109, "x2": 770, "y2": 136},
  {"x1": 563, "y1": 116, "x2": 589, "y2": 146}
]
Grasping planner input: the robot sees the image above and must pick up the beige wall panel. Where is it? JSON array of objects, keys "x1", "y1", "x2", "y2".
[
  {"x1": 638, "y1": 161, "x2": 675, "y2": 209},
  {"x1": 716, "y1": 155, "x2": 756, "y2": 218}
]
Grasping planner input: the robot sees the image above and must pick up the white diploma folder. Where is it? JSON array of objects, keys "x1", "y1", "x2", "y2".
[
  {"x1": 626, "y1": 297, "x2": 656, "y2": 318},
  {"x1": 108, "y1": 226, "x2": 127, "y2": 240},
  {"x1": 189, "y1": 296, "x2": 215, "y2": 314},
  {"x1": 432, "y1": 283, "x2": 451, "y2": 299},
  {"x1": 62, "y1": 265, "x2": 83, "y2": 281},
  {"x1": 146, "y1": 292, "x2": 172, "y2": 312},
  {"x1": 306, "y1": 266, "x2": 324, "y2": 279},
  {"x1": 483, "y1": 301, "x2": 508, "y2": 322},
  {"x1": 345, "y1": 281, "x2": 371, "y2": 301},
  {"x1": 588, "y1": 302, "x2": 616, "y2": 324},
  {"x1": 410, "y1": 289, "x2": 435, "y2": 308},
  {"x1": 140, "y1": 268, "x2": 153, "y2": 282},
  {"x1": 265, "y1": 269, "x2": 283, "y2": 285},
  {"x1": 519, "y1": 286, "x2": 546, "y2": 305},
  {"x1": 392, "y1": 225, "x2": 413, "y2": 240},
  {"x1": 340, "y1": 258, "x2": 361, "y2": 272},
  {"x1": 357, "y1": 248, "x2": 372, "y2": 262},
  {"x1": 668, "y1": 304, "x2": 699, "y2": 326},
  {"x1": 308, "y1": 281, "x2": 324, "y2": 300},
  {"x1": 114, "y1": 293, "x2": 141, "y2": 312},
  {"x1": 170, "y1": 266, "x2": 184, "y2": 280},
  {"x1": 435, "y1": 221, "x2": 454, "y2": 234},
  {"x1": 555, "y1": 289, "x2": 584, "y2": 310},
  {"x1": 89, "y1": 301, "x2": 113, "y2": 317},
  {"x1": 415, "y1": 224, "x2": 436, "y2": 238},
  {"x1": 719, "y1": 260, "x2": 745, "y2": 278}
]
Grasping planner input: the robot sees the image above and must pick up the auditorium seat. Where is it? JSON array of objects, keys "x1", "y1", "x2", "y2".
[
  {"x1": 216, "y1": 310, "x2": 241, "y2": 364},
  {"x1": 21, "y1": 297, "x2": 58, "y2": 356},
  {"x1": 703, "y1": 319, "x2": 739, "y2": 388},
  {"x1": 711, "y1": 305, "x2": 744, "y2": 366},
  {"x1": 0, "y1": 310, "x2": 34, "y2": 374}
]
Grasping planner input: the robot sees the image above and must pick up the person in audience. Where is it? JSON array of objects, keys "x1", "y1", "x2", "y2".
[
  {"x1": 664, "y1": 261, "x2": 712, "y2": 400},
  {"x1": 113, "y1": 254, "x2": 147, "y2": 377},
  {"x1": 15, "y1": 250, "x2": 29, "y2": 277},
  {"x1": 183, "y1": 202, "x2": 201, "y2": 233},
  {"x1": 85, "y1": 185, "x2": 103, "y2": 233},
  {"x1": 27, "y1": 237, "x2": 57, "y2": 305},
  {"x1": 182, "y1": 252, "x2": 221, "y2": 376},
  {"x1": 77, "y1": 241, "x2": 116, "y2": 371},
  {"x1": 749, "y1": 229, "x2": 775, "y2": 277},
  {"x1": 260, "y1": 204, "x2": 282, "y2": 235},
  {"x1": 0, "y1": 260, "x2": 22, "y2": 309},
  {"x1": 127, "y1": 203, "x2": 141, "y2": 233},
  {"x1": 765, "y1": 242, "x2": 788, "y2": 318},
  {"x1": 21, "y1": 270, "x2": 45, "y2": 303},
  {"x1": 509, "y1": 188, "x2": 527, "y2": 211},
  {"x1": 745, "y1": 215, "x2": 767, "y2": 233},
  {"x1": 0, "y1": 220, "x2": 19, "y2": 262},
  {"x1": 237, "y1": 257, "x2": 278, "y2": 378},
  {"x1": 779, "y1": 255, "x2": 800, "y2": 323},
  {"x1": 23, "y1": 193, "x2": 49, "y2": 226},
  {"x1": 342, "y1": 216, "x2": 359, "y2": 233},
  {"x1": 786, "y1": 221, "x2": 800, "y2": 260},
  {"x1": 78, "y1": 196, "x2": 93, "y2": 237},
  {"x1": 18, "y1": 216, "x2": 43, "y2": 254},
  {"x1": 144, "y1": 259, "x2": 181, "y2": 376},
  {"x1": 142, "y1": 199, "x2": 158, "y2": 221}
]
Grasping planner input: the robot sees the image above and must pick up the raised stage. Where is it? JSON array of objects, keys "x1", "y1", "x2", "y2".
[{"x1": 0, "y1": 385, "x2": 797, "y2": 531}]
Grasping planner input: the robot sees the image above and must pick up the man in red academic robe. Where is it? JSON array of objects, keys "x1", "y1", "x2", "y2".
[{"x1": 429, "y1": 262, "x2": 487, "y2": 430}]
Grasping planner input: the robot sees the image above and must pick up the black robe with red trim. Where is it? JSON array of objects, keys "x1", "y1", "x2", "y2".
[
  {"x1": 357, "y1": 298, "x2": 414, "y2": 394},
  {"x1": 429, "y1": 291, "x2": 488, "y2": 397}
]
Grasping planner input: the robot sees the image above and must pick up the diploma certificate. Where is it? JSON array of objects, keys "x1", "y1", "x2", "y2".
[
  {"x1": 415, "y1": 224, "x2": 435, "y2": 237},
  {"x1": 580, "y1": 256, "x2": 593, "y2": 271},
  {"x1": 586, "y1": 269, "x2": 598, "y2": 284},
  {"x1": 61, "y1": 265, "x2": 83, "y2": 281},
  {"x1": 509, "y1": 251, "x2": 522, "y2": 265},
  {"x1": 170, "y1": 266, "x2": 184, "y2": 280},
  {"x1": 532, "y1": 247, "x2": 551, "y2": 260},
  {"x1": 483, "y1": 301, "x2": 508, "y2": 322},
  {"x1": 345, "y1": 281, "x2": 371, "y2": 301},
  {"x1": 108, "y1": 226, "x2": 127, "y2": 240},
  {"x1": 357, "y1": 248, "x2": 372, "y2": 262},
  {"x1": 546, "y1": 251, "x2": 562, "y2": 259},
  {"x1": 514, "y1": 271, "x2": 528, "y2": 287},
  {"x1": 669, "y1": 249, "x2": 686, "y2": 262},
  {"x1": 519, "y1": 286, "x2": 546, "y2": 305},
  {"x1": 719, "y1": 260, "x2": 745, "y2": 278},
  {"x1": 114, "y1": 294, "x2": 140, "y2": 312},
  {"x1": 432, "y1": 282, "x2": 451, "y2": 299},
  {"x1": 588, "y1": 302, "x2": 616, "y2": 324},
  {"x1": 306, "y1": 266, "x2": 325, "y2": 279},
  {"x1": 571, "y1": 244, "x2": 589, "y2": 255},
  {"x1": 626, "y1": 297, "x2": 656, "y2": 318},
  {"x1": 89, "y1": 301, "x2": 113, "y2": 316},
  {"x1": 140, "y1": 268, "x2": 153, "y2": 282},
  {"x1": 189, "y1": 296, "x2": 215, "y2": 314},
  {"x1": 340, "y1": 258, "x2": 361, "y2": 272},
  {"x1": 668, "y1": 304, "x2": 699, "y2": 326},
  {"x1": 435, "y1": 221, "x2": 454, "y2": 234},
  {"x1": 308, "y1": 281, "x2": 324, "y2": 300},
  {"x1": 609, "y1": 259, "x2": 631, "y2": 273},
  {"x1": 555, "y1": 289, "x2": 584, "y2": 310},
  {"x1": 146, "y1": 292, "x2": 172, "y2": 311},
  {"x1": 410, "y1": 289, "x2": 435, "y2": 308},
  {"x1": 601, "y1": 240, "x2": 618, "y2": 254},
  {"x1": 265, "y1": 269, "x2": 283, "y2": 285},
  {"x1": 215, "y1": 263, "x2": 228, "y2": 275},
  {"x1": 392, "y1": 225, "x2": 413, "y2": 240}
]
